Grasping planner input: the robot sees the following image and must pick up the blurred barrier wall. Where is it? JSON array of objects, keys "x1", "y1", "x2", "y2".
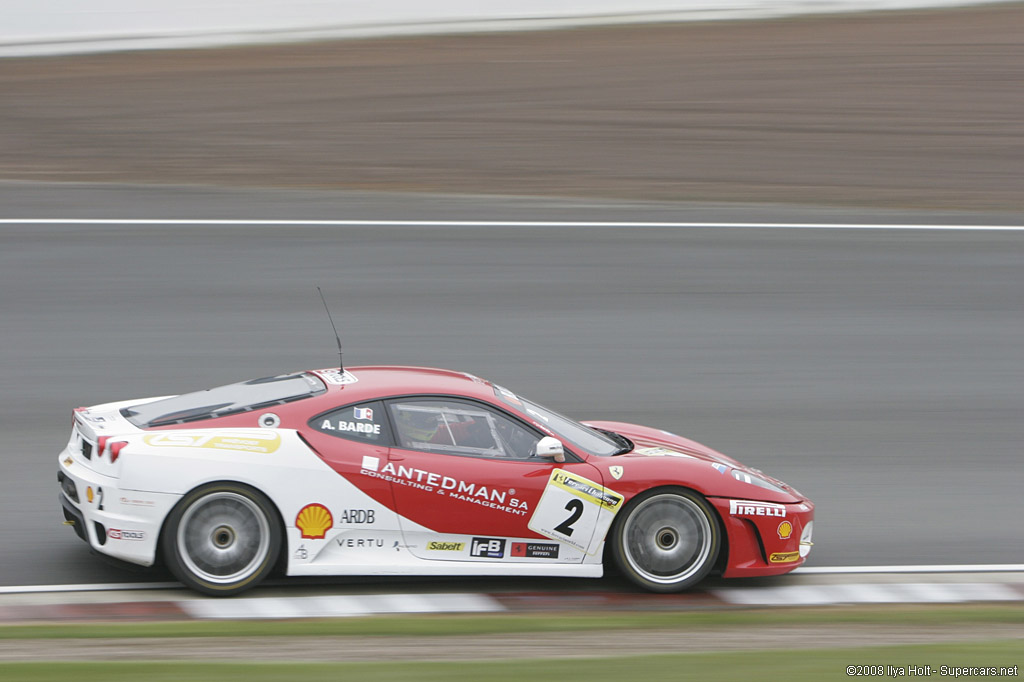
[{"x1": 0, "y1": 0, "x2": 1012, "y2": 56}]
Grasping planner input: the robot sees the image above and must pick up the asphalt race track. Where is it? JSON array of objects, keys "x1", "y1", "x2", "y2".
[{"x1": 2, "y1": 184, "x2": 1022, "y2": 587}]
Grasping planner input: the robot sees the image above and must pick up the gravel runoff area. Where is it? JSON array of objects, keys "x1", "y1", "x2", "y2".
[
  {"x1": 2, "y1": 624, "x2": 1023, "y2": 662},
  {"x1": 2, "y1": 3, "x2": 1023, "y2": 210}
]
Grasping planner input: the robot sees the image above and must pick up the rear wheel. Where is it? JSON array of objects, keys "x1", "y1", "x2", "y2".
[
  {"x1": 610, "y1": 488, "x2": 720, "y2": 592},
  {"x1": 162, "y1": 483, "x2": 281, "y2": 596}
]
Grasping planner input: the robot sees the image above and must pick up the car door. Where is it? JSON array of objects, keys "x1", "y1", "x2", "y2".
[
  {"x1": 300, "y1": 400, "x2": 402, "y2": 545},
  {"x1": 379, "y1": 397, "x2": 617, "y2": 563}
]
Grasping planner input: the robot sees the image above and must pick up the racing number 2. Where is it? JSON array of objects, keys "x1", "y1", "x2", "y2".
[
  {"x1": 553, "y1": 499, "x2": 584, "y2": 536},
  {"x1": 528, "y1": 469, "x2": 624, "y2": 554}
]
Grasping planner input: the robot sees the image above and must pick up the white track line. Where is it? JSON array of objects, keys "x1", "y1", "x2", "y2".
[
  {"x1": 2, "y1": 565, "x2": 1023, "y2": 594},
  {"x1": 796, "y1": 564, "x2": 1024, "y2": 574},
  {"x1": 0, "y1": 582, "x2": 180, "y2": 594},
  {"x1": 1, "y1": 219, "x2": 1023, "y2": 230},
  {"x1": 180, "y1": 593, "x2": 504, "y2": 619},
  {"x1": 714, "y1": 582, "x2": 1022, "y2": 606}
]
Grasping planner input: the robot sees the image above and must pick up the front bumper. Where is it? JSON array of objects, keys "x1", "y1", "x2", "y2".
[
  {"x1": 57, "y1": 447, "x2": 179, "y2": 567},
  {"x1": 710, "y1": 497, "x2": 815, "y2": 578}
]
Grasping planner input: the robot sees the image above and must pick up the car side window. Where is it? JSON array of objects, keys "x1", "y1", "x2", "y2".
[
  {"x1": 310, "y1": 400, "x2": 391, "y2": 445},
  {"x1": 387, "y1": 399, "x2": 539, "y2": 460}
]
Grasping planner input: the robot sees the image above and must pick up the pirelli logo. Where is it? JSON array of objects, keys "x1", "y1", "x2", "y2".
[{"x1": 729, "y1": 499, "x2": 786, "y2": 518}]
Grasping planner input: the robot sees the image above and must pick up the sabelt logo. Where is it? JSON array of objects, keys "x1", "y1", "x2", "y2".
[
  {"x1": 729, "y1": 499, "x2": 787, "y2": 518},
  {"x1": 769, "y1": 551, "x2": 800, "y2": 563},
  {"x1": 107, "y1": 528, "x2": 145, "y2": 541},
  {"x1": 426, "y1": 541, "x2": 465, "y2": 552}
]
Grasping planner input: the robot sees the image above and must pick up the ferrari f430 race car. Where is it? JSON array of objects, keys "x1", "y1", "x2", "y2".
[{"x1": 58, "y1": 366, "x2": 813, "y2": 595}]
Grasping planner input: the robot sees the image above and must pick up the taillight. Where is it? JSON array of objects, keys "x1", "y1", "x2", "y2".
[
  {"x1": 109, "y1": 441, "x2": 128, "y2": 463},
  {"x1": 97, "y1": 436, "x2": 110, "y2": 457}
]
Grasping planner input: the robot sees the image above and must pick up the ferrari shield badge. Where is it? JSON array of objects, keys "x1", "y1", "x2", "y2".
[{"x1": 609, "y1": 465, "x2": 623, "y2": 480}]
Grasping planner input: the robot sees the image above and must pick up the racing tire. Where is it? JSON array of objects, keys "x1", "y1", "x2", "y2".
[
  {"x1": 609, "y1": 487, "x2": 720, "y2": 593},
  {"x1": 162, "y1": 482, "x2": 281, "y2": 596}
]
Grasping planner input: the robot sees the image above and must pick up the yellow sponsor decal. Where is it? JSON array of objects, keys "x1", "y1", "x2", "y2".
[
  {"x1": 296, "y1": 503, "x2": 333, "y2": 539},
  {"x1": 143, "y1": 431, "x2": 280, "y2": 454},
  {"x1": 777, "y1": 521, "x2": 793, "y2": 540},
  {"x1": 769, "y1": 551, "x2": 801, "y2": 563},
  {"x1": 426, "y1": 541, "x2": 465, "y2": 552},
  {"x1": 550, "y1": 469, "x2": 623, "y2": 510}
]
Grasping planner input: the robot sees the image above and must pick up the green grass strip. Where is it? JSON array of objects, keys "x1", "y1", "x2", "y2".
[
  {"x1": 0, "y1": 641, "x2": 1021, "y2": 682},
  {"x1": 0, "y1": 603, "x2": 1021, "y2": 640}
]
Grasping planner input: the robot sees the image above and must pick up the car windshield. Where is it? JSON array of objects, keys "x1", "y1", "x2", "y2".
[
  {"x1": 122, "y1": 373, "x2": 326, "y2": 427},
  {"x1": 493, "y1": 385, "x2": 624, "y2": 457}
]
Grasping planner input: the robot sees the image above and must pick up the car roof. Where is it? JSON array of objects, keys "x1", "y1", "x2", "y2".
[{"x1": 309, "y1": 365, "x2": 498, "y2": 403}]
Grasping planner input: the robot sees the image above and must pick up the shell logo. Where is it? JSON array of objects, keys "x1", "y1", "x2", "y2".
[
  {"x1": 777, "y1": 520, "x2": 794, "y2": 540},
  {"x1": 295, "y1": 503, "x2": 333, "y2": 539}
]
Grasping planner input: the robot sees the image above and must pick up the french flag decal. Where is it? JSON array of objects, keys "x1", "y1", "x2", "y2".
[{"x1": 353, "y1": 407, "x2": 373, "y2": 420}]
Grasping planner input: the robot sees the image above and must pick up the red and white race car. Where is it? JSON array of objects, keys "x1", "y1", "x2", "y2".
[{"x1": 58, "y1": 366, "x2": 813, "y2": 595}]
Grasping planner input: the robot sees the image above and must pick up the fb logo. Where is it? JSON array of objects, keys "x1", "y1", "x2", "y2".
[
  {"x1": 353, "y1": 407, "x2": 373, "y2": 420},
  {"x1": 470, "y1": 537, "x2": 506, "y2": 558}
]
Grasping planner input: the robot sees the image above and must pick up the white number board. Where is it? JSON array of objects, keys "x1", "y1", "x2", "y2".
[{"x1": 528, "y1": 469, "x2": 624, "y2": 555}]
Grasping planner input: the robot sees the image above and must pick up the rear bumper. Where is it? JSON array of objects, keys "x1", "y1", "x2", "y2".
[
  {"x1": 57, "y1": 447, "x2": 179, "y2": 567},
  {"x1": 59, "y1": 489, "x2": 87, "y2": 543},
  {"x1": 710, "y1": 497, "x2": 815, "y2": 578}
]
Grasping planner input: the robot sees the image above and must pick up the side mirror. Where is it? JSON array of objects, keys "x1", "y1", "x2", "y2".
[{"x1": 534, "y1": 436, "x2": 565, "y2": 463}]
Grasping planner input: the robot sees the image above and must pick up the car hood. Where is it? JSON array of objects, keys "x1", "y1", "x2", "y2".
[
  {"x1": 583, "y1": 420, "x2": 739, "y2": 464},
  {"x1": 583, "y1": 419, "x2": 803, "y2": 498}
]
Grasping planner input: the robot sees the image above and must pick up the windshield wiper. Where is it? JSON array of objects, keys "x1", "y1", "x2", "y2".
[{"x1": 593, "y1": 427, "x2": 634, "y2": 456}]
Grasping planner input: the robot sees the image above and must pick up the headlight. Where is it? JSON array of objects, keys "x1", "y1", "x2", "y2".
[
  {"x1": 800, "y1": 521, "x2": 814, "y2": 557},
  {"x1": 731, "y1": 469, "x2": 788, "y2": 494}
]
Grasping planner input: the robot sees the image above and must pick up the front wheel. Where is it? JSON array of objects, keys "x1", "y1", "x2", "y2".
[
  {"x1": 609, "y1": 488, "x2": 720, "y2": 592},
  {"x1": 162, "y1": 483, "x2": 281, "y2": 596}
]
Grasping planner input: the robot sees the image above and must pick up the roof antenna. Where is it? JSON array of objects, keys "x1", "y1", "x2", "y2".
[{"x1": 317, "y1": 287, "x2": 344, "y2": 374}]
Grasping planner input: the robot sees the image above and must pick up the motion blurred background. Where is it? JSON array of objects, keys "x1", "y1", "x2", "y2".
[
  {"x1": 3, "y1": 1, "x2": 1024, "y2": 207},
  {"x1": 1, "y1": 1, "x2": 1023, "y2": 587}
]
